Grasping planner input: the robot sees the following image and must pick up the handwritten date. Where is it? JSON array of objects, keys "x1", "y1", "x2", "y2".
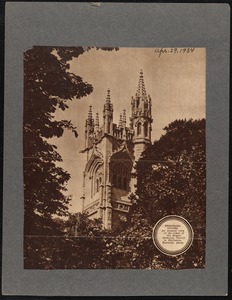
[{"x1": 155, "y1": 48, "x2": 195, "y2": 58}]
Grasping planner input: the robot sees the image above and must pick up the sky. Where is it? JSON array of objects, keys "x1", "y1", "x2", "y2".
[{"x1": 50, "y1": 47, "x2": 206, "y2": 213}]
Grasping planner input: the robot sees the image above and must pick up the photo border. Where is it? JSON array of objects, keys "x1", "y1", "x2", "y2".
[{"x1": 3, "y1": 2, "x2": 229, "y2": 296}]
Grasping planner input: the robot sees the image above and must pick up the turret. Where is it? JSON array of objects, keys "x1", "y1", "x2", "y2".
[{"x1": 130, "y1": 70, "x2": 153, "y2": 160}]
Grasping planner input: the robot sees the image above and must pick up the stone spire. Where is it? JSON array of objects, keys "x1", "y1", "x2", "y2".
[
  {"x1": 103, "y1": 88, "x2": 113, "y2": 134},
  {"x1": 86, "y1": 105, "x2": 94, "y2": 131},
  {"x1": 123, "y1": 109, "x2": 126, "y2": 127},
  {"x1": 95, "y1": 112, "x2": 99, "y2": 131},
  {"x1": 119, "y1": 113, "x2": 123, "y2": 128},
  {"x1": 85, "y1": 105, "x2": 94, "y2": 148},
  {"x1": 87, "y1": 105, "x2": 93, "y2": 124},
  {"x1": 131, "y1": 70, "x2": 152, "y2": 119},
  {"x1": 136, "y1": 70, "x2": 148, "y2": 101},
  {"x1": 104, "y1": 88, "x2": 113, "y2": 111},
  {"x1": 106, "y1": 88, "x2": 111, "y2": 103}
]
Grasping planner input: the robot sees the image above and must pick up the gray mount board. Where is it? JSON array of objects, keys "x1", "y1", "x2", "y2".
[{"x1": 3, "y1": 2, "x2": 229, "y2": 296}]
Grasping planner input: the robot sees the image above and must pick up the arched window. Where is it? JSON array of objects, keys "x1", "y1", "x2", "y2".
[
  {"x1": 113, "y1": 174, "x2": 117, "y2": 187},
  {"x1": 118, "y1": 175, "x2": 122, "y2": 189},
  {"x1": 123, "y1": 177, "x2": 127, "y2": 190},
  {"x1": 96, "y1": 179, "x2": 99, "y2": 193},
  {"x1": 144, "y1": 122, "x2": 148, "y2": 137},
  {"x1": 111, "y1": 163, "x2": 131, "y2": 191},
  {"x1": 92, "y1": 165, "x2": 103, "y2": 196},
  {"x1": 137, "y1": 122, "x2": 142, "y2": 135}
]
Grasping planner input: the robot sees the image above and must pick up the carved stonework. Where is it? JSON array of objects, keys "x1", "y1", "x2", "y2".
[
  {"x1": 108, "y1": 140, "x2": 134, "y2": 162},
  {"x1": 93, "y1": 144, "x2": 103, "y2": 159},
  {"x1": 108, "y1": 210, "x2": 112, "y2": 220},
  {"x1": 112, "y1": 202, "x2": 130, "y2": 213},
  {"x1": 84, "y1": 201, "x2": 100, "y2": 215},
  {"x1": 80, "y1": 70, "x2": 153, "y2": 230}
]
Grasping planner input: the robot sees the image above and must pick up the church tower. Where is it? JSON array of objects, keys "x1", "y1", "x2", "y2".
[
  {"x1": 80, "y1": 70, "x2": 153, "y2": 230},
  {"x1": 130, "y1": 70, "x2": 153, "y2": 161}
]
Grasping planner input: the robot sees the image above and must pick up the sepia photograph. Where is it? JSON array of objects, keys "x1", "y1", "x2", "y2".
[{"x1": 24, "y1": 46, "x2": 206, "y2": 269}]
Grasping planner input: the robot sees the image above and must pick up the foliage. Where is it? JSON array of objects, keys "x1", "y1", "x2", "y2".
[
  {"x1": 24, "y1": 46, "x2": 92, "y2": 235},
  {"x1": 25, "y1": 119, "x2": 205, "y2": 269},
  {"x1": 24, "y1": 46, "x2": 117, "y2": 235},
  {"x1": 110, "y1": 118, "x2": 206, "y2": 269},
  {"x1": 24, "y1": 213, "x2": 109, "y2": 269}
]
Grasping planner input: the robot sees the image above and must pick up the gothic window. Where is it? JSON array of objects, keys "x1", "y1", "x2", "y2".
[
  {"x1": 137, "y1": 122, "x2": 142, "y2": 135},
  {"x1": 92, "y1": 165, "x2": 103, "y2": 196},
  {"x1": 118, "y1": 175, "x2": 122, "y2": 189},
  {"x1": 111, "y1": 163, "x2": 130, "y2": 191},
  {"x1": 123, "y1": 177, "x2": 127, "y2": 190},
  {"x1": 144, "y1": 122, "x2": 148, "y2": 137},
  {"x1": 113, "y1": 174, "x2": 117, "y2": 187},
  {"x1": 96, "y1": 179, "x2": 99, "y2": 193}
]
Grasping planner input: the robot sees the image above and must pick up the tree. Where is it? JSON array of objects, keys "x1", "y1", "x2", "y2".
[
  {"x1": 24, "y1": 213, "x2": 109, "y2": 269},
  {"x1": 24, "y1": 46, "x2": 92, "y2": 235},
  {"x1": 104, "y1": 119, "x2": 206, "y2": 269},
  {"x1": 24, "y1": 46, "x2": 117, "y2": 235}
]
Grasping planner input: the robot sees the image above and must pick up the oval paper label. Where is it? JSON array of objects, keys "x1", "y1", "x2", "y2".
[{"x1": 152, "y1": 215, "x2": 194, "y2": 256}]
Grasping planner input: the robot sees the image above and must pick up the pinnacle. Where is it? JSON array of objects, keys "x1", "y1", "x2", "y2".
[
  {"x1": 119, "y1": 113, "x2": 123, "y2": 127},
  {"x1": 106, "y1": 88, "x2": 111, "y2": 103},
  {"x1": 88, "y1": 105, "x2": 92, "y2": 119},
  {"x1": 123, "y1": 109, "x2": 126, "y2": 127},
  {"x1": 136, "y1": 69, "x2": 147, "y2": 100},
  {"x1": 104, "y1": 88, "x2": 113, "y2": 112},
  {"x1": 95, "y1": 112, "x2": 99, "y2": 128}
]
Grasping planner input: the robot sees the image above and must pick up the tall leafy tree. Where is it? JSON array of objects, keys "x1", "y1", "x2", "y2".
[
  {"x1": 24, "y1": 46, "x2": 116, "y2": 235},
  {"x1": 103, "y1": 119, "x2": 206, "y2": 269}
]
